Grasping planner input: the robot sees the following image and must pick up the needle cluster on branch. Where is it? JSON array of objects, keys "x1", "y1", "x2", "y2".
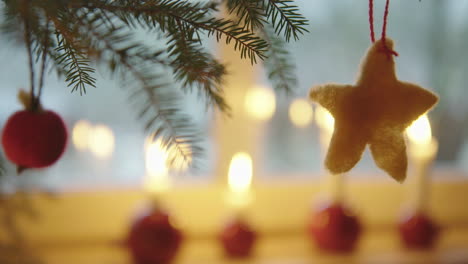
[{"x1": 0, "y1": 0, "x2": 308, "y2": 170}]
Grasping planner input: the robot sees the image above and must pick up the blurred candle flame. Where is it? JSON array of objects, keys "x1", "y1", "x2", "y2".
[
  {"x1": 315, "y1": 105, "x2": 335, "y2": 148},
  {"x1": 72, "y1": 120, "x2": 92, "y2": 151},
  {"x1": 244, "y1": 85, "x2": 276, "y2": 121},
  {"x1": 406, "y1": 116, "x2": 438, "y2": 211},
  {"x1": 144, "y1": 138, "x2": 170, "y2": 194},
  {"x1": 88, "y1": 124, "x2": 115, "y2": 159},
  {"x1": 227, "y1": 152, "x2": 253, "y2": 209},
  {"x1": 406, "y1": 114, "x2": 432, "y2": 145},
  {"x1": 315, "y1": 105, "x2": 334, "y2": 135},
  {"x1": 228, "y1": 152, "x2": 252, "y2": 193},
  {"x1": 289, "y1": 98, "x2": 313, "y2": 127},
  {"x1": 406, "y1": 114, "x2": 438, "y2": 162}
]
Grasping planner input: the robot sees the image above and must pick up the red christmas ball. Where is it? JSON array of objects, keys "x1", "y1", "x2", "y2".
[
  {"x1": 1, "y1": 110, "x2": 67, "y2": 169},
  {"x1": 127, "y1": 208, "x2": 183, "y2": 264},
  {"x1": 308, "y1": 203, "x2": 361, "y2": 252},
  {"x1": 399, "y1": 212, "x2": 439, "y2": 249},
  {"x1": 219, "y1": 218, "x2": 257, "y2": 258}
]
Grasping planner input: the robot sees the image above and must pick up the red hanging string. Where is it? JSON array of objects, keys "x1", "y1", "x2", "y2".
[
  {"x1": 381, "y1": 0, "x2": 390, "y2": 40},
  {"x1": 368, "y1": 0, "x2": 398, "y2": 57},
  {"x1": 369, "y1": 0, "x2": 375, "y2": 43}
]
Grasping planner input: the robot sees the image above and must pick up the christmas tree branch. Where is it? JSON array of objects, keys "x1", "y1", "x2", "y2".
[
  {"x1": 0, "y1": 0, "x2": 309, "y2": 170},
  {"x1": 167, "y1": 22, "x2": 230, "y2": 112},
  {"x1": 226, "y1": 0, "x2": 266, "y2": 31},
  {"x1": 262, "y1": 26, "x2": 297, "y2": 94},
  {"x1": 53, "y1": 34, "x2": 96, "y2": 95},
  {"x1": 76, "y1": 12, "x2": 202, "y2": 168},
  {"x1": 123, "y1": 61, "x2": 200, "y2": 168},
  {"x1": 265, "y1": 0, "x2": 309, "y2": 41},
  {"x1": 48, "y1": 13, "x2": 96, "y2": 95},
  {"x1": 83, "y1": 0, "x2": 268, "y2": 63}
]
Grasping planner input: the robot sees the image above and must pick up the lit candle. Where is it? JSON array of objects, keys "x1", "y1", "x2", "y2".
[
  {"x1": 226, "y1": 152, "x2": 253, "y2": 212},
  {"x1": 309, "y1": 106, "x2": 361, "y2": 252},
  {"x1": 221, "y1": 152, "x2": 257, "y2": 258},
  {"x1": 128, "y1": 137, "x2": 183, "y2": 264},
  {"x1": 406, "y1": 114, "x2": 438, "y2": 211},
  {"x1": 143, "y1": 138, "x2": 170, "y2": 200},
  {"x1": 315, "y1": 105, "x2": 343, "y2": 203}
]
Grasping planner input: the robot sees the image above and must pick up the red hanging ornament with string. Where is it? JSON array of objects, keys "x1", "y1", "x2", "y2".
[
  {"x1": 2, "y1": 91, "x2": 67, "y2": 172},
  {"x1": 1, "y1": 27, "x2": 67, "y2": 173}
]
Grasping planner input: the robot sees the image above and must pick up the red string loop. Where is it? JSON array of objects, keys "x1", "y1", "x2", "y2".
[
  {"x1": 381, "y1": 0, "x2": 390, "y2": 40},
  {"x1": 369, "y1": 0, "x2": 375, "y2": 43},
  {"x1": 368, "y1": 0, "x2": 398, "y2": 57}
]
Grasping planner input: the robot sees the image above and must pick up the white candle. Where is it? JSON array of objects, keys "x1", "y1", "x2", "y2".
[
  {"x1": 315, "y1": 105, "x2": 343, "y2": 203},
  {"x1": 226, "y1": 152, "x2": 253, "y2": 212},
  {"x1": 406, "y1": 114, "x2": 438, "y2": 211}
]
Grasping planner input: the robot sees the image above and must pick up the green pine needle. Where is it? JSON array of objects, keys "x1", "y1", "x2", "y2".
[
  {"x1": 262, "y1": 26, "x2": 297, "y2": 94},
  {"x1": 54, "y1": 34, "x2": 97, "y2": 95},
  {"x1": 265, "y1": 0, "x2": 309, "y2": 42}
]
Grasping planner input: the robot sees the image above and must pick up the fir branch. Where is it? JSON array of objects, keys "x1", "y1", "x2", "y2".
[
  {"x1": 84, "y1": 5, "x2": 231, "y2": 112},
  {"x1": 226, "y1": 0, "x2": 266, "y2": 31},
  {"x1": 265, "y1": 0, "x2": 309, "y2": 41},
  {"x1": 166, "y1": 22, "x2": 229, "y2": 112},
  {"x1": 84, "y1": 0, "x2": 268, "y2": 63},
  {"x1": 53, "y1": 34, "x2": 96, "y2": 95},
  {"x1": 0, "y1": 0, "x2": 309, "y2": 169},
  {"x1": 124, "y1": 62, "x2": 202, "y2": 169},
  {"x1": 75, "y1": 12, "x2": 202, "y2": 168},
  {"x1": 262, "y1": 26, "x2": 297, "y2": 94},
  {"x1": 50, "y1": 13, "x2": 97, "y2": 95},
  {"x1": 200, "y1": 18, "x2": 268, "y2": 64}
]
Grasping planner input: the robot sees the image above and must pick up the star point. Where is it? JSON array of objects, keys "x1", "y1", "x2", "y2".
[{"x1": 309, "y1": 38, "x2": 438, "y2": 182}]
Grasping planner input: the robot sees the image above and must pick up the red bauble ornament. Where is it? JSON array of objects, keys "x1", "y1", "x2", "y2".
[
  {"x1": 2, "y1": 110, "x2": 67, "y2": 170},
  {"x1": 127, "y1": 207, "x2": 183, "y2": 264},
  {"x1": 399, "y1": 212, "x2": 439, "y2": 249},
  {"x1": 308, "y1": 203, "x2": 361, "y2": 252},
  {"x1": 219, "y1": 218, "x2": 257, "y2": 258}
]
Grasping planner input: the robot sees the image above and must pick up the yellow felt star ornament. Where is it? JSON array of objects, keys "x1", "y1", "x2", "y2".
[{"x1": 309, "y1": 38, "x2": 438, "y2": 182}]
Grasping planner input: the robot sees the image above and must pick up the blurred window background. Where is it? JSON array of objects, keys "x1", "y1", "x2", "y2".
[
  {"x1": 1, "y1": 0, "x2": 467, "y2": 189},
  {"x1": 261, "y1": 0, "x2": 468, "y2": 178}
]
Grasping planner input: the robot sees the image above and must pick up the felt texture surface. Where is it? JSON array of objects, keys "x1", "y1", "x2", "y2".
[{"x1": 309, "y1": 38, "x2": 438, "y2": 182}]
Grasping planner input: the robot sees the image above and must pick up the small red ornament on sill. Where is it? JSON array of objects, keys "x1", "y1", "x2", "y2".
[
  {"x1": 219, "y1": 217, "x2": 257, "y2": 258},
  {"x1": 1, "y1": 90, "x2": 67, "y2": 172},
  {"x1": 308, "y1": 203, "x2": 361, "y2": 252},
  {"x1": 127, "y1": 207, "x2": 183, "y2": 264},
  {"x1": 398, "y1": 212, "x2": 439, "y2": 249}
]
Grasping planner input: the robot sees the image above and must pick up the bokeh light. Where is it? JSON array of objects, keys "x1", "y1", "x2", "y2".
[
  {"x1": 88, "y1": 124, "x2": 115, "y2": 159},
  {"x1": 244, "y1": 85, "x2": 276, "y2": 121},
  {"x1": 289, "y1": 98, "x2": 314, "y2": 127}
]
